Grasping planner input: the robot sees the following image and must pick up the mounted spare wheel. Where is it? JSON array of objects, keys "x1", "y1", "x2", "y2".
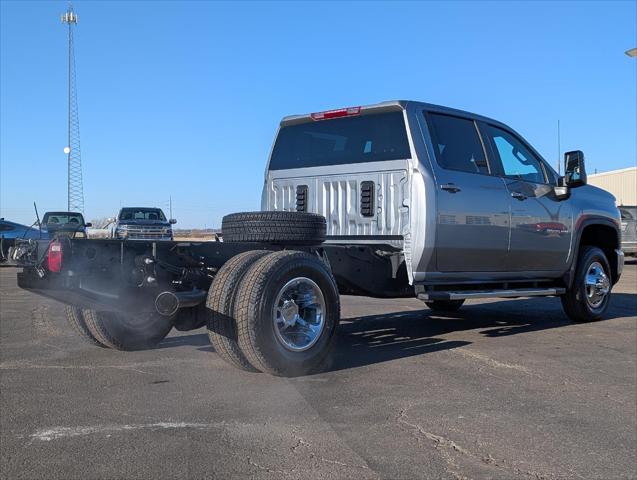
[
  {"x1": 82, "y1": 309, "x2": 173, "y2": 350},
  {"x1": 234, "y1": 250, "x2": 340, "y2": 376},
  {"x1": 221, "y1": 211, "x2": 326, "y2": 245}
]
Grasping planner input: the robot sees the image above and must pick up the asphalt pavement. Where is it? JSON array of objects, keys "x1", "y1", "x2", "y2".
[{"x1": 1, "y1": 263, "x2": 636, "y2": 479}]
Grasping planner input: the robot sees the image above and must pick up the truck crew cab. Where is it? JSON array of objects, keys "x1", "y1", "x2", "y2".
[{"x1": 14, "y1": 101, "x2": 623, "y2": 376}]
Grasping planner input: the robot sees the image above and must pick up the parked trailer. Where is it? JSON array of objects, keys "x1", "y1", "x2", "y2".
[{"x1": 14, "y1": 101, "x2": 623, "y2": 376}]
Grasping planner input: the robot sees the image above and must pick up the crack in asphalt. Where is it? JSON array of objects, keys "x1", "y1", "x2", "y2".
[{"x1": 395, "y1": 405, "x2": 553, "y2": 480}]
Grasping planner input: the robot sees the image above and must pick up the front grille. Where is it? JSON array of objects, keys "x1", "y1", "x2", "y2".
[{"x1": 118, "y1": 226, "x2": 171, "y2": 240}]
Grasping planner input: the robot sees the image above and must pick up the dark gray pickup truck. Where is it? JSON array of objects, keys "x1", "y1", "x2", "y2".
[{"x1": 13, "y1": 101, "x2": 624, "y2": 376}]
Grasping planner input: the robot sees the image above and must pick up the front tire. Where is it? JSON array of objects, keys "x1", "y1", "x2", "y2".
[
  {"x1": 234, "y1": 250, "x2": 340, "y2": 376},
  {"x1": 561, "y1": 246, "x2": 612, "y2": 322},
  {"x1": 82, "y1": 310, "x2": 173, "y2": 350}
]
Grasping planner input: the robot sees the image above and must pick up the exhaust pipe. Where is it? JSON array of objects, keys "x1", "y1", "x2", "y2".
[{"x1": 155, "y1": 289, "x2": 207, "y2": 317}]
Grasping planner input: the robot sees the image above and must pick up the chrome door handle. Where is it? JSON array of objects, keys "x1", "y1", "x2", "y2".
[
  {"x1": 440, "y1": 183, "x2": 461, "y2": 193},
  {"x1": 511, "y1": 191, "x2": 527, "y2": 200}
]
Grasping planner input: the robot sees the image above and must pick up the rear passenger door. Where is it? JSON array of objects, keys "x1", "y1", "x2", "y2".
[
  {"x1": 425, "y1": 112, "x2": 510, "y2": 272},
  {"x1": 482, "y1": 124, "x2": 572, "y2": 272}
]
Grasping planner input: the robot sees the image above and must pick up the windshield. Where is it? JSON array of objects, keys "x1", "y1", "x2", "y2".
[
  {"x1": 119, "y1": 208, "x2": 166, "y2": 221},
  {"x1": 269, "y1": 111, "x2": 411, "y2": 170},
  {"x1": 42, "y1": 212, "x2": 85, "y2": 226}
]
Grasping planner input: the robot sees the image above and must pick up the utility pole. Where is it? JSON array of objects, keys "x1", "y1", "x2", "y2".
[
  {"x1": 169, "y1": 195, "x2": 173, "y2": 220},
  {"x1": 61, "y1": 2, "x2": 84, "y2": 213}
]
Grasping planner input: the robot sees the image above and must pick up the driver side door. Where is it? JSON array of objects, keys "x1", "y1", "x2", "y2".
[{"x1": 482, "y1": 124, "x2": 573, "y2": 272}]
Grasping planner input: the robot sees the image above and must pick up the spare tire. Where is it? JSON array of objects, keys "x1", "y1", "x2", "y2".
[{"x1": 221, "y1": 211, "x2": 326, "y2": 245}]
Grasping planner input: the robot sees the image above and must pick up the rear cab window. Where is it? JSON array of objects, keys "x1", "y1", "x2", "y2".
[{"x1": 269, "y1": 111, "x2": 411, "y2": 170}]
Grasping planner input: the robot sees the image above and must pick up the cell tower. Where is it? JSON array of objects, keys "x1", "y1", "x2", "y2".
[{"x1": 61, "y1": 2, "x2": 84, "y2": 213}]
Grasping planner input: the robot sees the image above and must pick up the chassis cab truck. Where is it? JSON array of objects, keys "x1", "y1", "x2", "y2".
[{"x1": 15, "y1": 101, "x2": 623, "y2": 376}]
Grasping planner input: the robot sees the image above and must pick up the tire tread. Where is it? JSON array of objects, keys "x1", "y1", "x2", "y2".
[
  {"x1": 234, "y1": 250, "x2": 339, "y2": 376},
  {"x1": 64, "y1": 305, "x2": 105, "y2": 347},
  {"x1": 206, "y1": 250, "x2": 268, "y2": 372}
]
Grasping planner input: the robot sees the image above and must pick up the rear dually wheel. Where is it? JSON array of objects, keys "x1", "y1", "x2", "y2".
[{"x1": 234, "y1": 250, "x2": 340, "y2": 377}]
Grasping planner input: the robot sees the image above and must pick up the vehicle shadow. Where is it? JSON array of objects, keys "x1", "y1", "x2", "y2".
[
  {"x1": 156, "y1": 293, "x2": 635, "y2": 370},
  {"x1": 157, "y1": 332, "x2": 210, "y2": 349},
  {"x1": 326, "y1": 293, "x2": 635, "y2": 372}
]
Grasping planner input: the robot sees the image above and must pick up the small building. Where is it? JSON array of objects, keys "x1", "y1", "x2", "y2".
[{"x1": 588, "y1": 166, "x2": 637, "y2": 206}]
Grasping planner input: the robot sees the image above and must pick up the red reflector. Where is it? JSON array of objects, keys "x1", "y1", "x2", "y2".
[
  {"x1": 311, "y1": 106, "x2": 361, "y2": 121},
  {"x1": 47, "y1": 241, "x2": 63, "y2": 272}
]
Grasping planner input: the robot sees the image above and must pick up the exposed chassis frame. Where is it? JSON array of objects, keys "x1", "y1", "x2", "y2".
[{"x1": 16, "y1": 238, "x2": 412, "y2": 320}]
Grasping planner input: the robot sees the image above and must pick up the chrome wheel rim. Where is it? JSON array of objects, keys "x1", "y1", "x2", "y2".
[
  {"x1": 273, "y1": 277, "x2": 325, "y2": 352},
  {"x1": 585, "y1": 261, "x2": 610, "y2": 308}
]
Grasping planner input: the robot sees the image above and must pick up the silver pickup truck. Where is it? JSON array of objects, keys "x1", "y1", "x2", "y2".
[
  {"x1": 14, "y1": 100, "x2": 623, "y2": 376},
  {"x1": 263, "y1": 101, "x2": 623, "y2": 318}
]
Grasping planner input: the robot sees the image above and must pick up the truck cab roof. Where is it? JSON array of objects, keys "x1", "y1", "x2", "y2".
[{"x1": 281, "y1": 100, "x2": 513, "y2": 131}]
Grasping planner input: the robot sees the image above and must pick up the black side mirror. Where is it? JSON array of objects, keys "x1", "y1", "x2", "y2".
[
  {"x1": 564, "y1": 150, "x2": 587, "y2": 187},
  {"x1": 85, "y1": 222, "x2": 92, "y2": 227},
  {"x1": 169, "y1": 219, "x2": 177, "y2": 225}
]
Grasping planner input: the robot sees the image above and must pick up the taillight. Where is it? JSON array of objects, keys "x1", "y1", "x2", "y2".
[
  {"x1": 311, "y1": 106, "x2": 361, "y2": 121},
  {"x1": 47, "y1": 240, "x2": 63, "y2": 272}
]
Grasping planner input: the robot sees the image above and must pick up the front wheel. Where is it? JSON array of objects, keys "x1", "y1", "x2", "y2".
[
  {"x1": 234, "y1": 250, "x2": 340, "y2": 376},
  {"x1": 561, "y1": 246, "x2": 612, "y2": 322}
]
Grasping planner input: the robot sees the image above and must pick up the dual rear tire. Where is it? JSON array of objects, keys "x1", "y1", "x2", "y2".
[
  {"x1": 206, "y1": 249, "x2": 340, "y2": 376},
  {"x1": 64, "y1": 306, "x2": 173, "y2": 351}
]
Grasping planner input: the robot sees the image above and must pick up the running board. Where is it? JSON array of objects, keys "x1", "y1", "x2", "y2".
[{"x1": 417, "y1": 287, "x2": 565, "y2": 301}]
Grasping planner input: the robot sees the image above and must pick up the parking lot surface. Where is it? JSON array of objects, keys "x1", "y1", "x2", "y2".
[{"x1": 1, "y1": 264, "x2": 635, "y2": 480}]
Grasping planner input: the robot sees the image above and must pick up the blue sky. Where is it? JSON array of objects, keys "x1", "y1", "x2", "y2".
[{"x1": 1, "y1": 0, "x2": 636, "y2": 228}]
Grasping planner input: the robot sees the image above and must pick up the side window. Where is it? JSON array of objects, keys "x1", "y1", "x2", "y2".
[
  {"x1": 0, "y1": 223, "x2": 15, "y2": 232},
  {"x1": 426, "y1": 113, "x2": 490, "y2": 174},
  {"x1": 486, "y1": 126, "x2": 547, "y2": 184}
]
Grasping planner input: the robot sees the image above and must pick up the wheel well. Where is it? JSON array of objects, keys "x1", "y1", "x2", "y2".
[{"x1": 579, "y1": 224, "x2": 619, "y2": 282}]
